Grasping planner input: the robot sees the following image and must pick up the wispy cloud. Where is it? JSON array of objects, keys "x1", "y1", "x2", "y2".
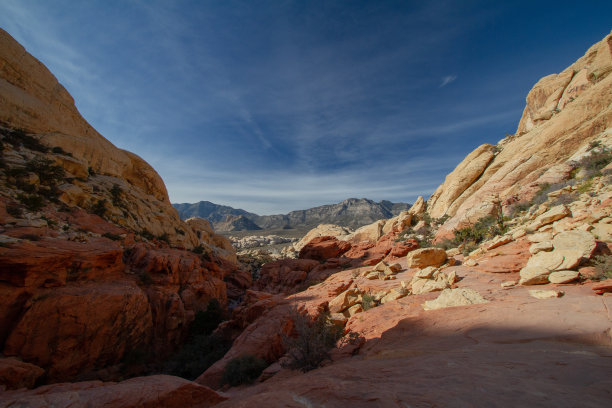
[
  {"x1": 439, "y1": 75, "x2": 457, "y2": 88},
  {"x1": 0, "y1": 1, "x2": 537, "y2": 214}
]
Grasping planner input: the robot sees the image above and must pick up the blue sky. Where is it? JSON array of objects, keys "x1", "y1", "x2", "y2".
[{"x1": 1, "y1": 1, "x2": 610, "y2": 214}]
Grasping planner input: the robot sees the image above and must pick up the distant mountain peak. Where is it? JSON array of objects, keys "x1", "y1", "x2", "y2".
[{"x1": 173, "y1": 198, "x2": 411, "y2": 231}]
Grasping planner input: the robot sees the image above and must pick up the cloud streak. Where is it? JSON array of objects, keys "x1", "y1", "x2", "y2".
[
  {"x1": 439, "y1": 75, "x2": 457, "y2": 87},
  {"x1": 2, "y1": 1, "x2": 604, "y2": 213}
]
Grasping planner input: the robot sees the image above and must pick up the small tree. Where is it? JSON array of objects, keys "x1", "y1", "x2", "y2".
[
  {"x1": 221, "y1": 354, "x2": 268, "y2": 386},
  {"x1": 281, "y1": 309, "x2": 343, "y2": 372}
]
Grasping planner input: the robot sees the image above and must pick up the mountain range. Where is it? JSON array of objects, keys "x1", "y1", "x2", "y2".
[{"x1": 173, "y1": 198, "x2": 411, "y2": 231}]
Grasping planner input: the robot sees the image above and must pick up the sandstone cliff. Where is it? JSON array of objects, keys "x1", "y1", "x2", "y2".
[
  {"x1": 429, "y1": 31, "x2": 612, "y2": 238},
  {"x1": 0, "y1": 28, "x2": 203, "y2": 249},
  {"x1": 0, "y1": 28, "x2": 241, "y2": 386}
]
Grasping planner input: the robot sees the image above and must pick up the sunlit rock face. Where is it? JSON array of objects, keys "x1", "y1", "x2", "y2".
[{"x1": 429, "y1": 32, "x2": 612, "y2": 240}]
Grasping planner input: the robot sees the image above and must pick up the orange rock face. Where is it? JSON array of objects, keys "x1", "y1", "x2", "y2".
[
  {"x1": 298, "y1": 236, "x2": 351, "y2": 261},
  {"x1": 255, "y1": 259, "x2": 320, "y2": 294}
]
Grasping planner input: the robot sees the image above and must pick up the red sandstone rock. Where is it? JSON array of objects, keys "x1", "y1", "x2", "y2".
[
  {"x1": 0, "y1": 237, "x2": 124, "y2": 287},
  {"x1": 592, "y1": 279, "x2": 612, "y2": 295},
  {"x1": 255, "y1": 259, "x2": 320, "y2": 294},
  {"x1": 0, "y1": 357, "x2": 45, "y2": 390},
  {"x1": 473, "y1": 240, "x2": 531, "y2": 273},
  {"x1": 3, "y1": 281, "x2": 153, "y2": 382},
  {"x1": 298, "y1": 236, "x2": 351, "y2": 261},
  {"x1": 0, "y1": 375, "x2": 227, "y2": 407}
]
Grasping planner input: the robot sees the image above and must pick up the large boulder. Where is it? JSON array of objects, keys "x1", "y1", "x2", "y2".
[
  {"x1": 299, "y1": 236, "x2": 351, "y2": 261},
  {"x1": 0, "y1": 357, "x2": 44, "y2": 390},
  {"x1": 406, "y1": 248, "x2": 447, "y2": 269},
  {"x1": 423, "y1": 288, "x2": 488, "y2": 310}
]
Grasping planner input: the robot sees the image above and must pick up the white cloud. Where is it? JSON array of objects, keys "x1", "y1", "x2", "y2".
[{"x1": 439, "y1": 75, "x2": 457, "y2": 88}]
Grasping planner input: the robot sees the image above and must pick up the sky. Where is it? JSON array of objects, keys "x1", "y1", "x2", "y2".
[{"x1": 0, "y1": 1, "x2": 610, "y2": 214}]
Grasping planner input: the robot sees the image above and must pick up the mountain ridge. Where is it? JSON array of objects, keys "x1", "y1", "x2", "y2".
[{"x1": 173, "y1": 198, "x2": 411, "y2": 231}]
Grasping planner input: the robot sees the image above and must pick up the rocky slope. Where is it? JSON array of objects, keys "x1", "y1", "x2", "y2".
[
  {"x1": 214, "y1": 215, "x2": 262, "y2": 232},
  {"x1": 0, "y1": 27, "x2": 243, "y2": 399},
  {"x1": 429, "y1": 31, "x2": 612, "y2": 239},
  {"x1": 174, "y1": 198, "x2": 411, "y2": 231}
]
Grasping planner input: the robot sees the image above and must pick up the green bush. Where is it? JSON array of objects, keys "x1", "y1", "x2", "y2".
[
  {"x1": 110, "y1": 184, "x2": 123, "y2": 207},
  {"x1": 221, "y1": 354, "x2": 268, "y2": 386},
  {"x1": 164, "y1": 334, "x2": 231, "y2": 380},
  {"x1": 25, "y1": 158, "x2": 65, "y2": 185},
  {"x1": 140, "y1": 229, "x2": 154, "y2": 240},
  {"x1": 102, "y1": 232, "x2": 122, "y2": 241},
  {"x1": 1, "y1": 127, "x2": 49, "y2": 152},
  {"x1": 282, "y1": 310, "x2": 344, "y2": 372},
  {"x1": 6, "y1": 203, "x2": 23, "y2": 218},
  {"x1": 17, "y1": 193, "x2": 44, "y2": 211},
  {"x1": 91, "y1": 199, "x2": 107, "y2": 217},
  {"x1": 361, "y1": 293, "x2": 375, "y2": 311},
  {"x1": 451, "y1": 215, "x2": 508, "y2": 254},
  {"x1": 592, "y1": 255, "x2": 612, "y2": 280}
]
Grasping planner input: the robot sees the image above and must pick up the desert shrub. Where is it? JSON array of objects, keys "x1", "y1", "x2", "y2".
[
  {"x1": 434, "y1": 238, "x2": 456, "y2": 250},
  {"x1": 361, "y1": 293, "x2": 375, "y2": 311},
  {"x1": 91, "y1": 199, "x2": 107, "y2": 217},
  {"x1": 164, "y1": 334, "x2": 231, "y2": 380},
  {"x1": 6, "y1": 203, "x2": 23, "y2": 218},
  {"x1": 577, "y1": 147, "x2": 612, "y2": 178},
  {"x1": 576, "y1": 180, "x2": 593, "y2": 194},
  {"x1": 550, "y1": 193, "x2": 578, "y2": 206},
  {"x1": 41, "y1": 216, "x2": 57, "y2": 227},
  {"x1": 102, "y1": 232, "x2": 122, "y2": 241},
  {"x1": 88, "y1": 166, "x2": 95, "y2": 176},
  {"x1": 394, "y1": 229, "x2": 412, "y2": 242},
  {"x1": 192, "y1": 244, "x2": 204, "y2": 254},
  {"x1": 452, "y1": 215, "x2": 507, "y2": 253},
  {"x1": 531, "y1": 183, "x2": 551, "y2": 207},
  {"x1": 25, "y1": 158, "x2": 64, "y2": 185},
  {"x1": 281, "y1": 310, "x2": 344, "y2": 372},
  {"x1": 38, "y1": 185, "x2": 60, "y2": 201},
  {"x1": 140, "y1": 229, "x2": 154, "y2": 241},
  {"x1": 17, "y1": 193, "x2": 44, "y2": 211},
  {"x1": 190, "y1": 299, "x2": 226, "y2": 337},
  {"x1": 435, "y1": 214, "x2": 450, "y2": 225},
  {"x1": 221, "y1": 354, "x2": 268, "y2": 386},
  {"x1": 2, "y1": 128, "x2": 49, "y2": 152},
  {"x1": 157, "y1": 233, "x2": 170, "y2": 243},
  {"x1": 508, "y1": 201, "x2": 531, "y2": 218},
  {"x1": 592, "y1": 255, "x2": 612, "y2": 280},
  {"x1": 110, "y1": 184, "x2": 123, "y2": 206},
  {"x1": 6, "y1": 166, "x2": 28, "y2": 178},
  {"x1": 51, "y1": 146, "x2": 72, "y2": 156}
]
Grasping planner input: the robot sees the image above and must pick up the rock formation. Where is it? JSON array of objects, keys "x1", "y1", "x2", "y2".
[
  {"x1": 429, "y1": 31, "x2": 612, "y2": 239},
  {"x1": 0, "y1": 27, "x2": 239, "y2": 389}
]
